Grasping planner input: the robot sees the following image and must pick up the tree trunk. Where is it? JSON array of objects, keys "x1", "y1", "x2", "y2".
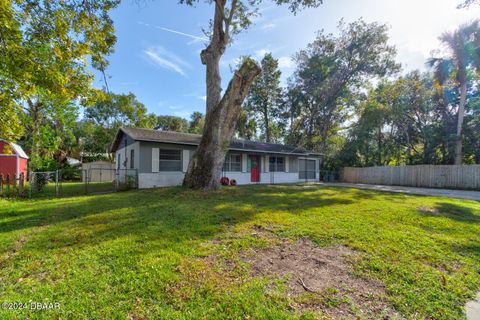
[
  {"x1": 183, "y1": 60, "x2": 261, "y2": 189},
  {"x1": 377, "y1": 126, "x2": 382, "y2": 165},
  {"x1": 454, "y1": 81, "x2": 467, "y2": 165},
  {"x1": 263, "y1": 108, "x2": 270, "y2": 143}
]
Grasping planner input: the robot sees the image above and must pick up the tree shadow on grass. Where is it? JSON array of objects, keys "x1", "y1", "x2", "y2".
[
  {"x1": 424, "y1": 202, "x2": 480, "y2": 224},
  {"x1": 0, "y1": 185, "x2": 356, "y2": 253}
]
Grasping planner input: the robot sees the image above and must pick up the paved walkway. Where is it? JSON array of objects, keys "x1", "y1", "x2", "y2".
[
  {"x1": 467, "y1": 293, "x2": 480, "y2": 320},
  {"x1": 319, "y1": 182, "x2": 480, "y2": 201}
]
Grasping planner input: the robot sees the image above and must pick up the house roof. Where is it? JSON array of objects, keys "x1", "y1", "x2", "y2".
[
  {"x1": 12, "y1": 143, "x2": 29, "y2": 159},
  {"x1": 111, "y1": 127, "x2": 321, "y2": 157},
  {"x1": 0, "y1": 139, "x2": 29, "y2": 159}
]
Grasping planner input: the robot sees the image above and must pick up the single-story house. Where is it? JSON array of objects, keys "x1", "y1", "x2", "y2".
[
  {"x1": 110, "y1": 127, "x2": 321, "y2": 189},
  {"x1": 0, "y1": 139, "x2": 29, "y2": 181}
]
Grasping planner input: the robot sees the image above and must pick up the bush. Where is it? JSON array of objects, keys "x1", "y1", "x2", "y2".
[
  {"x1": 34, "y1": 173, "x2": 49, "y2": 191},
  {"x1": 230, "y1": 179, "x2": 237, "y2": 186}
]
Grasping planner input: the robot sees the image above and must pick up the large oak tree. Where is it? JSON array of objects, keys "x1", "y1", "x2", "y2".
[
  {"x1": 180, "y1": 0, "x2": 323, "y2": 189},
  {"x1": 286, "y1": 19, "x2": 399, "y2": 161}
]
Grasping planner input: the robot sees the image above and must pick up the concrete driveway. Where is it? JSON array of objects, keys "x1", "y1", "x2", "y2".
[{"x1": 320, "y1": 182, "x2": 480, "y2": 201}]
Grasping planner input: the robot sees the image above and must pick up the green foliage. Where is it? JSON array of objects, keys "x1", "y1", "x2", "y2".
[
  {"x1": 339, "y1": 72, "x2": 438, "y2": 167},
  {"x1": 0, "y1": 0, "x2": 119, "y2": 169},
  {"x1": 189, "y1": 111, "x2": 205, "y2": 134},
  {"x1": 0, "y1": 185, "x2": 479, "y2": 319},
  {"x1": 243, "y1": 52, "x2": 284, "y2": 143},
  {"x1": 1, "y1": 0, "x2": 119, "y2": 107},
  {"x1": 33, "y1": 173, "x2": 49, "y2": 192},
  {"x1": 285, "y1": 19, "x2": 399, "y2": 160},
  {"x1": 0, "y1": 96, "x2": 23, "y2": 141},
  {"x1": 155, "y1": 115, "x2": 190, "y2": 132},
  {"x1": 78, "y1": 92, "x2": 156, "y2": 159},
  {"x1": 236, "y1": 109, "x2": 257, "y2": 140}
]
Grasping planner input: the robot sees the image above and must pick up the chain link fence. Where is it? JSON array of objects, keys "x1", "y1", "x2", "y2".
[{"x1": 25, "y1": 168, "x2": 138, "y2": 198}]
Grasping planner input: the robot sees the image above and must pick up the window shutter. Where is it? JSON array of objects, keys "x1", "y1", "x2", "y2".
[
  {"x1": 182, "y1": 150, "x2": 190, "y2": 172},
  {"x1": 285, "y1": 156, "x2": 289, "y2": 172},
  {"x1": 242, "y1": 154, "x2": 247, "y2": 172},
  {"x1": 152, "y1": 148, "x2": 159, "y2": 173},
  {"x1": 265, "y1": 156, "x2": 269, "y2": 173}
]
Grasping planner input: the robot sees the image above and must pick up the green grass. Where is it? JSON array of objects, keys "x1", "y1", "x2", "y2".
[
  {"x1": 6, "y1": 181, "x2": 130, "y2": 198},
  {"x1": 0, "y1": 184, "x2": 479, "y2": 319}
]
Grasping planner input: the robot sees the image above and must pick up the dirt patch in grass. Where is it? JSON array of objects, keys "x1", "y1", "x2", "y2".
[
  {"x1": 243, "y1": 235, "x2": 399, "y2": 319},
  {"x1": 417, "y1": 205, "x2": 441, "y2": 216}
]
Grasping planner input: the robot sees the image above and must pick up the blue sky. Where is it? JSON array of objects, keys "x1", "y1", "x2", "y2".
[{"x1": 93, "y1": 0, "x2": 480, "y2": 120}]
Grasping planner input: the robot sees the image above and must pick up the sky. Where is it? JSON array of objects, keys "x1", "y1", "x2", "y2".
[{"x1": 93, "y1": 0, "x2": 480, "y2": 120}]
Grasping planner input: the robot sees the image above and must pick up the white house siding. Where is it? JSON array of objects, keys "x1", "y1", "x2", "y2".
[
  {"x1": 223, "y1": 172, "x2": 251, "y2": 185},
  {"x1": 135, "y1": 147, "x2": 320, "y2": 188},
  {"x1": 115, "y1": 141, "x2": 140, "y2": 183},
  {"x1": 138, "y1": 172, "x2": 185, "y2": 188},
  {"x1": 260, "y1": 172, "x2": 300, "y2": 184}
]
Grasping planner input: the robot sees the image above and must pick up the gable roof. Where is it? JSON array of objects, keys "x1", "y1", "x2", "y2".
[
  {"x1": 0, "y1": 139, "x2": 29, "y2": 159},
  {"x1": 111, "y1": 127, "x2": 321, "y2": 156}
]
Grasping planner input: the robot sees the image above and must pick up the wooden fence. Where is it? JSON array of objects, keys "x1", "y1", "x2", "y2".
[
  {"x1": 340, "y1": 165, "x2": 480, "y2": 190},
  {"x1": 0, "y1": 173, "x2": 25, "y2": 197}
]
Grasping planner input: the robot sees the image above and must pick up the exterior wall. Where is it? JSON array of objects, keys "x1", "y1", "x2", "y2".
[
  {"x1": 138, "y1": 172, "x2": 185, "y2": 188},
  {"x1": 115, "y1": 141, "x2": 140, "y2": 183},
  {"x1": 260, "y1": 172, "x2": 301, "y2": 184},
  {"x1": 139, "y1": 141, "x2": 196, "y2": 174},
  {"x1": 0, "y1": 141, "x2": 28, "y2": 180},
  {"x1": 18, "y1": 158, "x2": 28, "y2": 181},
  {"x1": 115, "y1": 142, "x2": 140, "y2": 170},
  {"x1": 131, "y1": 141, "x2": 321, "y2": 188},
  {"x1": 0, "y1": 155, "x2": 17, "y2": 179}
]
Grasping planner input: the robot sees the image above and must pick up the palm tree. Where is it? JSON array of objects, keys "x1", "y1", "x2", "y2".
[{"x1": 428, "y1": 20, "x2": 480, "y2": 164}]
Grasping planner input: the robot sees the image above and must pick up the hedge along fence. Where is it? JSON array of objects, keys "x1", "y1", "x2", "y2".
[
  {"x1": 340, "y1": 165, "x2": 480, "y2": 190},
  {"x1": 0, "y1": 173, "x2": 26, "y2": 197}
]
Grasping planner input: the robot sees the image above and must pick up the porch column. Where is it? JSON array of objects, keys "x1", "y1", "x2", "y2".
[{"x1": 265, "y1": 155, "x2": 269, "y2": 173}]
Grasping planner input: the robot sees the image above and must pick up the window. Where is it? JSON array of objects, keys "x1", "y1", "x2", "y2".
[
  {"x1": 117, "y1": 154, "x2": 121, "y2": 170},
  {"x1": 299, "y1": 159, "x2": 316, "y2": 179},
  {"x1": 269, "y1": 156, "x2": 285, "y2": 172},
  {"x1": 130, "y1": 149, "x2": 135, "y2": 169},
  {"x1": 159, "y1": 149, "x2": 182, "y2": 171},
  {"x1": 223, "y1": 154, "x2": 242, "y2": 172}
]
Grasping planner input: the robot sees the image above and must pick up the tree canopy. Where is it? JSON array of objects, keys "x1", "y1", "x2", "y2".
[{"x1": 0, "y1": 0, "x2": 119, "y2": 142}]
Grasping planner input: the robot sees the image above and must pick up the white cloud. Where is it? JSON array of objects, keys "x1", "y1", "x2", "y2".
[
  {"x1": 198, "y1": 96, "x2": 207, "y2": 101},
  {"x1": 261, "y1": 23, "x2": 276, "y2": 31},
  {"x1": 169, "y1": 105, "x2": 184, "y2": 110},
  {"x1": 144, "y1": 47, "x2": 189, "y2": 77},
  {"x1": 278, "y1": 56, "x2": 294, "y2": 69},
  {"x1": 174, "y1": 111, "x2": 192, "y2": 119},
  {"x1": 255, "y1": 49, "x2": 270, "y2": 58}
]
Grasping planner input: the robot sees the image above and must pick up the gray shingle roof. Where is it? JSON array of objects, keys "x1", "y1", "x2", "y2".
[{"x1": 112, "y1": 127, "x2": 321, "y2": 156}]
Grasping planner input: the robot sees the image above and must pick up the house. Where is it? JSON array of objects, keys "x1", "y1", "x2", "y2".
[
  {"x1": 110, "y1": 128, "x2": 321, "y2": 189},
  {"x1": 0, "y1": 139, "x2": 29, "y2": 182}
]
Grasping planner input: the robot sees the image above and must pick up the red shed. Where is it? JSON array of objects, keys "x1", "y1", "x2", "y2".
[{"x1": 0, "y1": 139, "x2": 29, "y2": 182}]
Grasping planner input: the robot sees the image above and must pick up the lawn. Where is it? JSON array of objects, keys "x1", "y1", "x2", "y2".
[{"x1": 0, "y1": 185, "x2": 479, "y2": 319}]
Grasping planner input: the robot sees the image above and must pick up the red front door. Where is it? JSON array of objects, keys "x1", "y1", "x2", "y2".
[{"x1": 250, "y1": 156, "x2": 260, "y2": 182}]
